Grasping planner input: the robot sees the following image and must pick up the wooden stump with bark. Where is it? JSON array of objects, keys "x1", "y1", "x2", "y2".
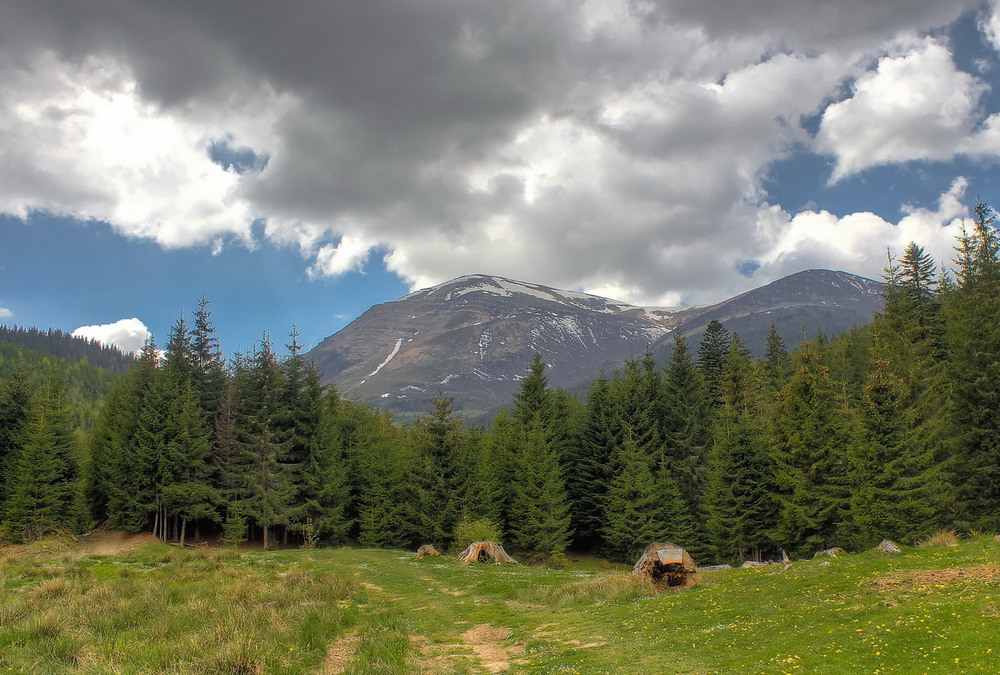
[
  {"x1": 456, "y1": 541, "x2": 517, "y2": 565},
  {"x1": 632, "y1": 542, "x2": 698, "y2": 589},
  {"x1": 416, "y1": 544, "x2": 441, "y2": 559}
]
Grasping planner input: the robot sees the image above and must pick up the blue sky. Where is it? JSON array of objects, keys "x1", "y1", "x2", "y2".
[{"x1": 3, "y1": 0, "x2": 1000, "y2": 354}]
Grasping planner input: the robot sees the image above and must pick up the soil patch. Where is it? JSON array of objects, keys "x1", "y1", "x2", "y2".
[
  {"x1": 462, "y1": 624, "x2": 525, "y2": 673},
  {"x1": 871, "y1": 566, "x2": 1000, "y2": 590},
  {"x1": 78, "y1": 530, "x2": 160, "y2": 556},
  {"x1": 319, "y1": 634, "x2": 359, "y2": 674}
]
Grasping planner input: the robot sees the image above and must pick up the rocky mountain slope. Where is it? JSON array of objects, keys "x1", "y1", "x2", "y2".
[{"x1": 307, "y1": 270, "x2": 885, "y2": 416}]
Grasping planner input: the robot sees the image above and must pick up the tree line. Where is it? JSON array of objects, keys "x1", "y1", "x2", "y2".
[{"x1": 1, "y1": 202, "x2": 999, "y2": 564}]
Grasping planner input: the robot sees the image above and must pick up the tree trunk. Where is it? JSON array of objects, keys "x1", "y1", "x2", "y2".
[
  {"x1": 263, "y1": 524, "x2": 270, "y2": 551},
  {"x1": 180, "y1": 519, "x2": 187, "y2": 548}
]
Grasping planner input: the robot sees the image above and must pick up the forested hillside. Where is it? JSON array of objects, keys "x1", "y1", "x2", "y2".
[
  {"x1": 0, "y1": 325, "x2": 135, "y2": 373},
  {"x1": 2, "y1": 203, "x2": 999, "y2": 565}
]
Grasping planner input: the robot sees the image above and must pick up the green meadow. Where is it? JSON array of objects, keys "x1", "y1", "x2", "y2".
[{"x1": 2, "y1": 534, "x2": 999, "y2": 674}]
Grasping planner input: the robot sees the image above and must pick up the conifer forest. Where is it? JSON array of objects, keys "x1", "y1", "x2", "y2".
[{"x1": 2, "y1": 203, "x2": 1000, "y2": 566}]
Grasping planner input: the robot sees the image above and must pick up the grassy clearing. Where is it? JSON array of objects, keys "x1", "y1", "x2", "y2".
[
  {"x1": 0, "y1": 541, "x2": 357, "y2": 673},
  {"x1": 2, "y1": 535, "x2": 1000, "y2": 673}
]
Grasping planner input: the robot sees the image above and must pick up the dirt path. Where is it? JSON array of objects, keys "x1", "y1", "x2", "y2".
[{"x1": 77, "y1": 530, "x2": 160, "y2": 556}]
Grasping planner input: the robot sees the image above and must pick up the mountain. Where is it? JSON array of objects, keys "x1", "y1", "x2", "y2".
[
  {"x1": 657, "y1": 269, "x2": 887, "y2": 359},
  {"x1": 307, "y1": 270, "x2": 886, "y2": 416}
]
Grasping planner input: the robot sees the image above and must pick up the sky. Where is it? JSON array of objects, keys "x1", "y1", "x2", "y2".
[{"x1": 4, "y1": 0, "x2": 1000, "y2": 355}]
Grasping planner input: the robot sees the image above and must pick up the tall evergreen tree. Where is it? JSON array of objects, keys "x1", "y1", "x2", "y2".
[
  {"x1": 564, "y1": 374, "x2": 614, "y2": 551},
  {"x1": 769, "y1": 343, "x2": 849, "y2": 555},
  {"x1": 704, "y1": 342, "x2": 775, "y2": 563},
  {"x1": 509, "y1": 414, "x2": 572, "y2": 561},
  {"x1": 601, "y1": 429, "x2": 663, "y2": 562},
  {"x1": 844, "y1": 359, "x2": 936, "y2": 547},
  {"x1": 232, "y1": 334, "x2": 295, "y2": 550},
  {"x1": 2, "y1": 371, "x2": 78, "y2": 542},
  {"x1": 943, "y1": 200, "x2": 1000, "y2": 528},
  {"x1": 661, "y1": 336, "x2": 712, "y2": 517},
  {"x1": 0, "y1": 367, "x2": 33, "y2": 516},
  {"x1": 698, "y1": 320, "x2": 731, "y2": 405}
]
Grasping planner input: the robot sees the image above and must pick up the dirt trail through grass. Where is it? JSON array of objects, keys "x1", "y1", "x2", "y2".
[{"x1": 312, "y1": 550, "x2": 545, "y2": 673}]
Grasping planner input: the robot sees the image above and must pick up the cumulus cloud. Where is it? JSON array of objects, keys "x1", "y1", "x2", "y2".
[
  {"x1": 0, "y1": 307, "x2": 12, "y2": 319},
  {"x1": 815, "y1": 39, "x2": 993, "y2": 179},
  {"x1": 72, "y1": 318, "x2": 151, "y2": 354},
  {"x1": 0, "y1": 0, "x2": 997, "y2": 308},
  {"x1": 753, "y1": 178, "x2": 969, "y2": 283}
]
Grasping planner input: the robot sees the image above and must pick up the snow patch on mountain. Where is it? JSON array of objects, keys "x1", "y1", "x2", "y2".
[{"x1": 369, "y1": 338, "x2": 403, "y2": 377}]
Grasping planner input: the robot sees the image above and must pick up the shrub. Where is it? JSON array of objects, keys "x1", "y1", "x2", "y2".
[
  {"x1": 918, "y1": 528, "x2": 959, "y2": 548},
  {"x1": 451, "y1": 517, "x2": 504, "y2": 553}
]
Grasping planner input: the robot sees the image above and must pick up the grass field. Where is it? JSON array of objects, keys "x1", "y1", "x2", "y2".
[{"x1": 2, "y1": 533, "x2": 999, "y2": 673}]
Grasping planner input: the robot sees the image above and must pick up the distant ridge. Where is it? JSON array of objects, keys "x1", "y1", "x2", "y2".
[
  {"x1": 307, "y1": 269, "x2": 886, "y2": 416},
  {"x1": 0, "y1": 325, "x2": 136, "y2": 373}
]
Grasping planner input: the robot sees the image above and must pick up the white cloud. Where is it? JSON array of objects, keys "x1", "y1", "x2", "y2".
[
  {"x1": 982, "y1": 1, "x2": 1000, "y2": 53},
  {"x1": 0, "y1": 307, "x2": 12, "y2": 319},
  {"x1": 754, "y1": 178, "x2": 969, "y2": 282},
  {"x1": 815, "y1": 39, "x2": 990, "y2": 179},
  {"x1": 72, "y1": 318, "x2": 151, "y2": 354},
  {"x1": 0, "y1": 51, "x2": 282, "y2": 249},
  {"x1": 1, "y1": 1, "x2": 998, "y2": 310}
]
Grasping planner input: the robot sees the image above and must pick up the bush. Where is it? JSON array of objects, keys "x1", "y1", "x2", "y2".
[
  {"x1": 451, "y1": 517, "x2": 503, "y2": 553},
  {"x1": 918, "y1": 528, "x2": 959, "y2": 548}
]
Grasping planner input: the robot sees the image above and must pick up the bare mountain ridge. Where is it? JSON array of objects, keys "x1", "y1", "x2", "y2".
[{"x1": 307, "y1": 270, "x2": 885, "y2": 416}]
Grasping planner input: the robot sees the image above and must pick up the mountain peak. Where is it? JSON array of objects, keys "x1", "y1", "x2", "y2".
[{"x1": 309, "y1": 269, "x2": 885, "y2": 417}]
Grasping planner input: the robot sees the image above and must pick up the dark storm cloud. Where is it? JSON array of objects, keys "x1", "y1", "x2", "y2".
[{"x1": 0, "y1": 0, "x2": 995, "y2": 305}]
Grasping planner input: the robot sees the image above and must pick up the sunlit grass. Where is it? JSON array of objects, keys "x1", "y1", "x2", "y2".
[{"x1": 2, "y1": 536, "x2": 999, "y2": 673}]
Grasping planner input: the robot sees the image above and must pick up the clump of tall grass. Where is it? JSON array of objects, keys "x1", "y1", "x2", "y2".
[
  {"x1": 918, "y1": 528, "x2": 960, "y2": 548},
  {"x1": 523, "y1": 573, "x2": 657, "y2": 606}
]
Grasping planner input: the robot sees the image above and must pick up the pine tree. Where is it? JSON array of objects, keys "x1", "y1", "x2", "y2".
[
  {"x1": 763, "y1": 324, "x2": 791, "y2": 392},
  {"x1": 412, "y1": 392, "x2": 463, "y2": 548},
  {"x1": 300, "y1": 384, "x2": 352, "y2": 544},
  {"x1": 233, "y1": 334, "x2": 295, "y2": 550},
  {"x1": 282, "y1": 327, "x2": 321, "y2": 543},
  {"x1": 704, "y1": 342, "x2": 776, "y2": 563},
  {"x1": 844, "y1": 359, "x2": 936, "y2": 547},
  {"x1": 0, "y1": 367, "x2": 33, "y2": 516},
  {"x1": 564, "y1": 375, "x2": 614, "y2": 551},
  {"x1": 769, "y1": 343, "x2": 850, "y2": 555},
  {"x1": 601, "y1": 429, "x2": 663, "y2": 562},
  {"x1": 661, "y1": 336, "x2": 712, "y2": 519},
  {"x1": 2, "y1": 371, "x2": 78, "y2": 541},
  {"x1": 468, "y1": 409, "x2": 516, "y2": 533},
  {"x1": 191, "y1": 295, "x2": 226, "y2": 421},
  {"x1": 698, "y1": 320, "x2": 731, "y2": 405},
  {"x1": 509, "y1": 414, "x2": 572, "y2": 561},
  {"x1": 513, "y1": 353, "x2": 552, "y2": 428},
  {"x1": 943, "y1": 200, "x2": 1000, "y2": 529}
]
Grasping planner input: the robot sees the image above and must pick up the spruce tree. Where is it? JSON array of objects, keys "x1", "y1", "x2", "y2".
[
  {"x1": 844, "y1": 359, "x2": 936, "y2": 547},
  {"x1": 233, "y1": 334, "x2": 295, "y2": 549},
  {"x1": 509, "y1": 414, "x2": 572, "y2": 561},
  {"x1": 564, "y1": 375, "x2": 614, "y2": 551},
  {"x1": 2, "y1": 371, "x2": 78, "y2": 541},
  {"x1": 0, "y1": 367, "x2": 33, "y2": 516},
  {"x1": 661, "y1": 336, "x2": 712, "y2": 519},
  {"x1": 698, "y1": 320, "x2": 731, "y2": 405},
  {"x1": 601, "y1": 429, "x2": 663, "y2": 562},
  {"x1": 704, "y1": 342, "x2": 776, "y2": 563},
  {"x1": 769, "y1": 343, "x2": 850, "y2": 555},
  {"x1": 300, "y1": 384, "x2": 352, "y2": 544},
  {"x1": 943, "y1": 200, "x2": 1000, "y2": 529}
]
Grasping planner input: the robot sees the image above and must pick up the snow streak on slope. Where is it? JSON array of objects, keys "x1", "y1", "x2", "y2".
[{"x1": 368, "y1": 338, "x2": 403, "y2": 377}]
